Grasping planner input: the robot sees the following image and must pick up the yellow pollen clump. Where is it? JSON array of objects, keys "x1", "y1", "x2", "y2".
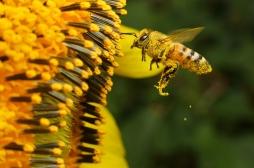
[
  {"x1": 59, "y1": 109, "x2": 68, "y2": 116},
  {"x1": 59, "y1": 121, "x2": 67, "y2": 128},
  {"x1": 90, "y1": 51, "x2": 98, "y2": 59},
  {"x1": 119, "y1": 9, "x2": 128, "y2": 15},
  {"x1": 93, "y1": 155, "x2": 101, "y2": 163},
  {"x1": 89, "y1": 23, "x2": 100, "y2": 32},
  {"x1": 23, "y1": 33, "x2": 37, "y2": 45},
  {"x1": 112, "y1": 61, "x2": 119, "y2": 67},
  {"x1": 63, "y1": 84, "x2": 73, "y2": 92},
  {"x1": 94, "y1": 67, "x2": 101, "y2": 75},
  {"x1": 80, "y1": 2, "x2": 91, "y2": 9},
  {"x1": 108, "y1": 68, "x2": 114, "y2": 76},
  {"x1": 81, "y1": 82, "x2": 89, "y2": 91},
  {"x1": 95, "y1": 47, "x2": 102, "y2": 55},
  {"x1": 52, "y1": 148, "x2": 62, "y2": 155},
  {"x1": 104, "y1": 25, "x2": 113, "y2": 34},
  {"x1": 73, "y1": 58, "x2": 84, "y2": 67},
  {"x1": 95, "y1": 57, "x2": 102, "y2": 64},
  {"x1": 68, "y1": 28, "x2": 78, "y2": 36},
  {"x1": 49, "y1": 125, "x2": 59, "y2": 133},
  {"x1": 81, "y1": 70, "x2": 89, "y2": 79},
  {"x1": 46, "y1": 0, "x2": 57, "y2": 7},
  {"x1": 87, "y1": 68, "x2": 93, "y2": 76},
  {"x1": 55, "y1": 33, "x2": 65, "y2": 43},
  {"x1": 107, "y1": 80, "x2": 113, "y2": 87},
  {"x1": 58, "y1": 141, "x2": 66, "y2": 148},
  {"x1": 57, "y1": 103, "x2": 68, "y2": 110},
  {"x1": 26, "y1": 70, "x2": 37, "y2": 78},
  {"x1": 49, "y1": 58, "x2": 59, "y2": 67},
  {"x1": 0, "y1": 18, "x2": 13, "y2": 30},
  {"x1": 40, "y1": 118, "x2": 50, "y2": 127},
  {"x1": 84, "y1": 40, "x2": 94, "y2": 48},
  {"x1": 31, "y1": 94, "x2": 42, "y2": 104},
  {"x1": 0, "y1": 85, "x2": 4, "y2": 92},
  {"x1": 74, "y1": 86, "x2": 83, "y2": 97},
  {"x1": 41, "y1": 72, "x2": 52, "y2": 81},
  {"x1": 65, "y1": 61, "x2": 74, "y2": 70},
  {"x1": 51, "y1": 83, "x2": 63, "y2": 91},
  {"x1": 56, "y1": 158, "x2": 64, "y2": 164},
  {"x1": 104, "y1": 39, "x2": 113, "y2": 48},
  {"x1": 23, "y1": 144, "x2": 35, "y2": 153},
  {"x1": 65, "y1": 98, "x2": 74, "y2": 108}
]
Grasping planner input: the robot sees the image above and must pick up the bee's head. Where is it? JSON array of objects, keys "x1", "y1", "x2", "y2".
[{"x1": 131, "y1": 29, "x2": 151, "y2": 49}]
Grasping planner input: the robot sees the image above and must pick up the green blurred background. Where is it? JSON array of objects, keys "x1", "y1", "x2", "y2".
[{"x1": 109, "y1": 0, "x2": 254, "y2": 168}]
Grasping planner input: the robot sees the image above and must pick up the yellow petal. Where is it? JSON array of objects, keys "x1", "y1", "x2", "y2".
[
  {"x1": 115, "y1": 25, "x2": 164, "y2": 78},
  {"x1": 80, "y1": 103, "x2": 128, "y2": 168}
]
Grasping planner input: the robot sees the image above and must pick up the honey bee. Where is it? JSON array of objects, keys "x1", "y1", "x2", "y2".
[{"x1": 130, "y1": 27, "x2": 212, "y2": 96}]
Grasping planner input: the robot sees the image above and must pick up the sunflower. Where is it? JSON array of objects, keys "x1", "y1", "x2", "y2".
[{"x1": 0, "y1": 0, "x2": 162, "y2": 167}]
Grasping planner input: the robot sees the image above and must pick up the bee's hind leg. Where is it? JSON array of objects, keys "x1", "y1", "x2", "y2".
[{"x1": 154, "y1": 62, "x2": 179, "y2": 96}]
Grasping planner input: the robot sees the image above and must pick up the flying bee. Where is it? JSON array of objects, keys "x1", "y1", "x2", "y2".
[{"x1": 129, "y1": 27, "x2": 212, "y2": 96}]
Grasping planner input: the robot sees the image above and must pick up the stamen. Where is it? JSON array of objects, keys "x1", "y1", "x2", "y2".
[
  {"x1": 93, "y1": 10, "x2": 121, "y2": 23},
  {"x1": 29, "y1": 59, "x2": 50, "y2": 65},
  {"x1": 91, "y1": 13, "x2": 119, "y2": 28},
  {"x1": 77, "y1": 154, "x2": 100, "y2": 163},
  {"x1": 34, "y1": 110, "x2": 68, "y2": 119},
  {"x1": 23, "y1": 125, "x2": 59, "y2": 134},
  {"x1": 17, "y1": 118, "x2": 50, "y2": 127},
  {"x1": 64, "y1": 43, "x2": 98, "y2": 60},
  {"x1": 36, "y1": 141, "x2": 66, "y2": 149},
  {"x1": 6, "y1": 73, "x2": 41, "y2": 81},
  {"x1": 80, "y1": 116, "x2": 102, "y2": 125},
  {"x1": 105, "y1": 0, "x2": 126, "y2": 9},
  {"x1": 27, "y1": 84, "x2": 51, "y2": 93},
  {"x1": 60, "y1": 2, "x2": 91, "y2": 11},
  {"x1": 86, "y1": 92, "x2": 107, "y2": 105},
  {"x1": 68, "y1": 22, "x2": 100, "y2": 32},
  {"x1": 80, "y1": 135, "x2": 100, "y2": 145},
  {"x1": 78, "y1": 145, "x2": 98, "y2": 154},
  {"x1": 82, "y1": 103, "x2": 101, "y2": 118},
  {"x1": 33, "y1": 104, "x2": 59, "y2": 112},
  {"x1": 31, "y1": 157, "x2": 64, "y2": 165},
  {"x1": 4, "y1": 143, "x2": 35, "y2": 152},
  {"x1": 33, "y1": 147, "x2": 62, "y2": 156},
  {"x1": 85, "y1": 31, "x2": 113, "y2": 50},
  {"x1": 10, "y1": 96, "x2": 31, "y2": 102}
]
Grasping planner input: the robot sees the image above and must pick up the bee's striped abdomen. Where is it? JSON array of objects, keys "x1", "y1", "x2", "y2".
[{"x1": 169, "y1": 43, "x2": 212, "y2": 74}]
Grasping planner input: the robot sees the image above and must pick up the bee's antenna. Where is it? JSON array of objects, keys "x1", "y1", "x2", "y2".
[{"x1": 121, "y1": 32, "x2": 137, "y2": 37}]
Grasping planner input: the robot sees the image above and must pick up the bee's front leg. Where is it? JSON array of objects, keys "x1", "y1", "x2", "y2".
[
  {"x1": 154, "y1": 62, "x2": 179, "y2": 96},
  {"x1": 142, "y1": 47, "x2": 147, "y2": 62}
]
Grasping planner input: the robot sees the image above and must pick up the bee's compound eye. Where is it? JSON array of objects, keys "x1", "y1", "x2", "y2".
[{"x1": 140, "y1": 34, "x2": 148, "y2": 41}]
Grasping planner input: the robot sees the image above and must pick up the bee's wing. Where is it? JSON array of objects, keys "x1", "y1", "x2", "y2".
[{"x1": 160, "y1": 27, "x2": 204, "y2": 43}]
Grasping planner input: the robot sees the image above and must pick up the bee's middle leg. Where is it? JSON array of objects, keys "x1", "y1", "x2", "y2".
[
  {"x1": 150, "y1": 48, "x2": 168, "y2": 70},
  {"x1": 150, "y1": 58, "x2": 161, "y2": 70}
]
